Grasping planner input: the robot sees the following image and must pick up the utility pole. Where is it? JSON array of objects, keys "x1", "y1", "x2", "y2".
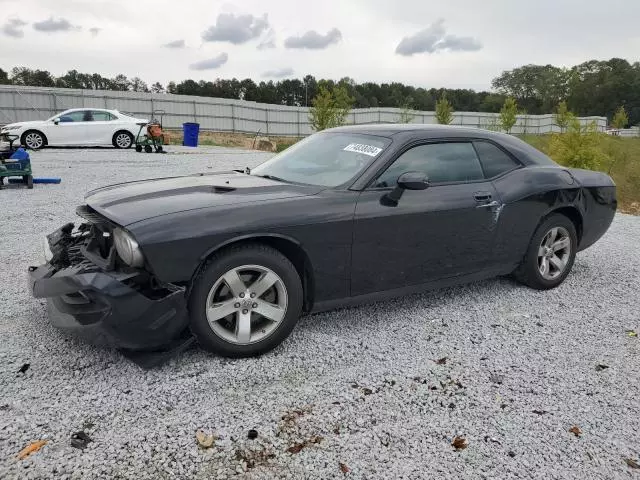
[{"x1": 304, "y1": 81, "x2": 308, "y2": 107}]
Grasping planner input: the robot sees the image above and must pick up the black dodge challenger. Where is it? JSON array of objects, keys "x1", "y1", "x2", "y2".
[{"x1": 29, "y1": 125, "x2": 616, "y2": 362}]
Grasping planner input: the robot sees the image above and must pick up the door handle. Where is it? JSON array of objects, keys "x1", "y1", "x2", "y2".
[
  {"x1": 476, "y1": 200, "x2": 500, "y2": 208},
  {"x1": 473, "y1": 192, "x2": 492, "y2": 202}
]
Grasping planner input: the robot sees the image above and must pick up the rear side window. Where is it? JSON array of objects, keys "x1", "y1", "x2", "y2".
[
  {"x1": 91, "y1": 111, "x2": 116, "y2": 121},
  {"x1": 374, "y1": 142, "x2": 484, "y2": 187},
  {"x1": 474, "y1": 141, "x2": 520, "y2": 178}
]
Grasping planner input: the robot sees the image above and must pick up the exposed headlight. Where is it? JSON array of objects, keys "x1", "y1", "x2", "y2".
[{"x1": 113, "y1": 228, "x2": 145, "y2": 267}]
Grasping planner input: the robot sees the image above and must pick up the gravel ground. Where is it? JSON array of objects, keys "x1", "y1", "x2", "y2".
[{"x1": 1, "y1": 146, "x2": 639, "y2": 480}]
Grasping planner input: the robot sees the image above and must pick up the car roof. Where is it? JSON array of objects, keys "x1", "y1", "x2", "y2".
[
  {"x1": 326, "y1": 123, "x2": 557, "y2": 166},
  {"x1": 61, "y1": 108, "x2": 118, "y2": 114}
]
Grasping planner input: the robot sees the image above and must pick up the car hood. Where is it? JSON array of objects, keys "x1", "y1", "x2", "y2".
[
  {"x1": 85, "y1": 171, "x2": 324, "y2": 226},
  {"x1": 2, "y1": 120, "x2": 45, "y2": 130}
]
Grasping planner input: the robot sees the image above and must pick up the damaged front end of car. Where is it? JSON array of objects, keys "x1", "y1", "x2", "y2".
[{"x1": 28, "y1": 205, "x2": 193, "y2": 365}]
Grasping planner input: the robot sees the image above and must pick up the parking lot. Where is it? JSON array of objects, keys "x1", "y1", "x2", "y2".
[{"x1": 0, "y1": 146, "x2": 639, "y2": 479}]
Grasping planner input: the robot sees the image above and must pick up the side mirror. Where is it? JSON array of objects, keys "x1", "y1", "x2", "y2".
[
  {"x1": 380, "y1": 171, "x2": 429, "y2": 207},
  {"x1": 397, "y1": 171, "x2": 430, "y2": 190},
  {"x1": 53, "y1": 118, "x2": 60, "y2": 125}
]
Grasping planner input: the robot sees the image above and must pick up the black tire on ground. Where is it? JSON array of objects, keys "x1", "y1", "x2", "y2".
[
  {"x1": 21, "y1": 130, "x2": 46, "y2": 150},
  {"x1": 513, "y1": 213, "x2": 577, "y2": 290},
  {"x1": 156, "y1": 145, "x2": 163, "y2": 153},
  {"x1": 188, "y1": 243, "x2": 304, "y2": 357},
  {"x1": 135, "y1": 145, "x2": 143, "y2": 152},
  {"x1": 144, "y1": 145, "x2": 153, "y2": 153},
  {"x1": 24, "y1": 175, "x2": 33, "y2": 189},
  {"x1": 112, "y1": 131, "x2": 134, "y2": 149}
]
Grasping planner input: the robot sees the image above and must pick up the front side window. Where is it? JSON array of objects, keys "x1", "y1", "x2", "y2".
[
  {"x1": 473, "y1": 141, "x2": 520, "y2": 178},
  {"x1": 91, "y1": 111, "x2": 116, "y2": 121},
  {"x1": 57, "y1": 111, "x2": 88, "y2": 123},
  {"x1": 251, "y1": 132, "x2": 391, "y2": 187},
  {"x1": 374, "y1": 142, "x2": 484, "y2": 187}
]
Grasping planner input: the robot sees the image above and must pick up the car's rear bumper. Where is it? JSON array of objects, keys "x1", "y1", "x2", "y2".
[{"x1": 28, "y1": 262, "x2": 189, "y2": 351}]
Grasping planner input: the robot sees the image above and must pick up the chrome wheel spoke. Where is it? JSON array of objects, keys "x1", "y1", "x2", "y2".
[
  {"x1": 538, "y1": 246, "x2": 547, "y2": 257},
  {"x1": 552, "y1": 237, "x2": 570, "y2": 252},
  {"x1": 235, "y1": 310, "x2": 251, "y2": 343},
  {"x1": 222, "y1": 270, "x2": 246, "y2": 297},
  {"x1": 549, "y1": 254, "x2": 566, "y2": 271},
  {"x1": 539, "y1": 257, "x2": 549, "y2": 276},
  {"x1": 253, "y1": 299, "x2": 285, "y2": 323},
  {"x1": 249, "y1": 271, "x2": 278, "y2": 298},
  {"x1": 207, "y1": 299, "x2": 237, "y2": 322}
]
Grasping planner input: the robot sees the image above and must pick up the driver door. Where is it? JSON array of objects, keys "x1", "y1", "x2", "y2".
[
  {"x1": 47, "y1": 110, "x2": 89, "y2": 145},
  {"x1": 351, "y1": 141, "x2": 501, "y2": 296}
]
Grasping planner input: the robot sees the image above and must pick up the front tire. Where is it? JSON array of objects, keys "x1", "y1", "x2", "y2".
[
  {"x1": 188, "y1": 244, "x2": 303, "y2": 357},
  {"x1": 21, "y1": 130, "x2": 46, "y2": 150},
  {"x1": 113, "y1": 131, "x2": 134, "y2": 149},
  {"x1": 513, "y1": 213, "x2": 577, "y2": 290}
]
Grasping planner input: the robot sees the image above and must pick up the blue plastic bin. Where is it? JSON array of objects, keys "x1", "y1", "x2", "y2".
[{"x1": 182, "y1": 122, "x2": 200, "y2": 147}]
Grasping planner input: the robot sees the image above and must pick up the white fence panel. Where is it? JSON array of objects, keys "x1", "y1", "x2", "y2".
[{"x1": 0, "y1": 85, "x2": 609, "y2": 137}]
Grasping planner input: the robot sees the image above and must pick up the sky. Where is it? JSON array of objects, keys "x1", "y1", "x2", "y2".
[{"x1": 1, "y1": 0, "x2": 639, "y2": 91}]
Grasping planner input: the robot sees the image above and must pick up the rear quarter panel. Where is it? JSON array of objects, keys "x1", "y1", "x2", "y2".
[{"x1": 492, "y1": 166, "x2": 594, "y2": 265}]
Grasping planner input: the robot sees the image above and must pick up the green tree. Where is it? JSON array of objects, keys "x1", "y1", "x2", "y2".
[
  {"x1": 397, "y1": 99, "x2": 415, "y2": 123},
  {"x1": 151, "y1": 82, "x2": 165, "y2": 94},
  {"x1": 499, "y1": 97, "x2": 518, "y2": 133},
  {"x1": 435, "y1": 94, "x2": 453, "y2": 124},
  {"x1": 0, "y1": 68, "x2": 9, "y2": 85},
  {"x1": 309, "y1": 85, "x2": 354, "y2": 131},
  {"x1": 611, "y1": 105, "x2": 628, "y2": 130},
  {"x1": 555, "y1": 101, "x2": 572, "y2": 132},
  {"x1": 548, "y1": 117, "x2": 608, "y2": 170}
]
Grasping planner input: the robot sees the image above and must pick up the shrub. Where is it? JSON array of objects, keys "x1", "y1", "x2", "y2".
[
  {"x1": 309, "y1": 85, "x2": 354, "y2": 131},
  {"x1": 435, "y1": 94, "x2": 453, "y2": 125},
  {"x1": 548, "y1": 117, "x2": 608, "y2": 170}
]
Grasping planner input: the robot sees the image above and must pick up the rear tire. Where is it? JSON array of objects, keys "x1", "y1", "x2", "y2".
[
  {"x1": 144, "y1": 145, "x2": 152, "y2": 153},
  {"x1": 135, "y1": 145, "x2": 142, "y2": 153},
  {"x1": 188, "y1": 243, "x2": 303, "y2": 357},
  {"x1": 24, "y1": 175, "x2": 33, "y2": 189},
  {"x1": 513, "y1": 214, "x2": 577, "y2": 290}
]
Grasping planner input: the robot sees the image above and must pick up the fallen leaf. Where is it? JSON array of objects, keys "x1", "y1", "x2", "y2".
[
  {"x1": 70, "y1": 431, "x2": 92, "y2": 450},
  {"x1": 339, "y1": 462, "x2": 350, "y2": 474},
  {"x1": 624, "y1": 458, "x2": 640, "y2": 469},
  {"x1": 434, "y1": 357, "x2": 447, "y2": 365},
  {"x1": 595, "y1": 364, "x2": 609, "y2": 372},
  {"x1": 451, "y1": 436, "x2": 468, "y2": 450},
  {"x1": 195, "y1": 429, "x2": 216, "y2": 448},
  {"x1": 287, "y1": 443, "x2": 304, "y2": 454},
  {"x1": 17, "y1": 440, "x2": 48, "y2": 460},
  {"x1": 626, "y1": 330, "x2": 638, "y2": 338},
  {"x1": 489, "y1": 374, "x2": 504, "y2": 385},
  {"x1": 448, "y1": 403, "x2": 456, "y2": 410},
  {"x1": 484, "y1": 436, "x2": 501, "y2": 445},
  {"x1": 500, "y1": 404, "x2": 508, "y2": 410},
  {"x1": 17, "y1": 363, "x2": 30, "y2": 375},
  {"x1": 247, "y1": 429, "x2": 258, "y2": 440},
  {"x1": 508, "y1": 451, "x2": 516, "y2": 458},
  {"x1": 362, "y1": 387, "x2": 373, "y2": 395},
  {"x1": 532, "y1": 410, "x2": 548, "y2": 415},
  {"x1": 569, "y1": 426, "x2": 582, "y2": 437}
]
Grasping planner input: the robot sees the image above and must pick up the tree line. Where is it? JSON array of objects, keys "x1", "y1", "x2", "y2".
[{"x1": 1, "y1": 57, "x2": 638, "y2": 125}]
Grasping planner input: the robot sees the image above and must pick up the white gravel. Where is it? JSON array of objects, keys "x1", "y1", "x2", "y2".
[{"x1": 1, "y1": 146, "x2": 639, "y2": 479}]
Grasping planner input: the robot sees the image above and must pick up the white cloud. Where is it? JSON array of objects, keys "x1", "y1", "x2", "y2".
[
  {"x1": 189, "y1": 53, "x2": 229, "y2": 70},
  {"x1": 262, "y1": 67, "x2": 294, "y2": 78},
  {"x1": 284, "y1": 28, "x2": 342, "y2": 49},
  {"x1": 2, "y1": 18, "x2": 27, "y2": 38},
  {"x1": 202, "y1": 13, "x2": 269, "y2": 44},
  {"x1": 395, "y1": 19, "x2": 482, "y2": 56},
  {"x1": 163, "y1": 39, "x2": 185, "y2": 48},
  {"x1": 33, "y1": 17, "x2": 79, "y2": 33}
]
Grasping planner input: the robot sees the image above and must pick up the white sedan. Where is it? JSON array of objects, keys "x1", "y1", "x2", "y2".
[{"x1": 0, "y1": 108, "x2": 148, "y2": 150}]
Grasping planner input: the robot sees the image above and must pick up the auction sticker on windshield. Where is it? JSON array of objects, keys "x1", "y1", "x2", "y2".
[{"x1": 343, "y1": 143, "x2": 383, "y2": 157}]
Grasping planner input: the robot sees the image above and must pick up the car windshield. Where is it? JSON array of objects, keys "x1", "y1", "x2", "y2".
[{"x1": 251, "y1": 132, "x2": 391, "y2": 187}]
